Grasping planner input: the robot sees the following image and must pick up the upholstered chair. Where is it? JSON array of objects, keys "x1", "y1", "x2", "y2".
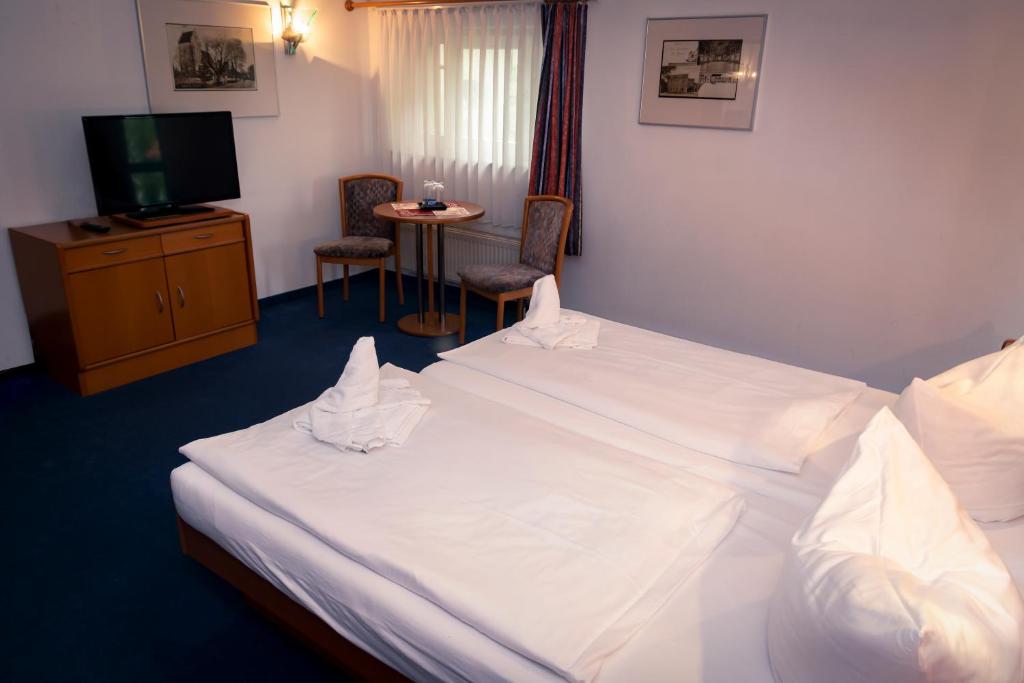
[
  {"x1": 458, "y1": 195, "x2": 573, "y2": 344},
  {"x1": 316, "y1": 174, "x2": 404, "y2": 322}
]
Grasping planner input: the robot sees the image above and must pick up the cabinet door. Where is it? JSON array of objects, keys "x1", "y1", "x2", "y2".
[
  {"x1": 165, "y1": 242, "x2": 254, "y2": 340},
  {"x1": 68, "y1": 259, "x2": 175, "y2": 366}
]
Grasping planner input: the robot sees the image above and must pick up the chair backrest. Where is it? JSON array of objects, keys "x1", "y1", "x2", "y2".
[
  {"x1": 519, "y1": 195, "x2": 574, "y2": 284},
  {"x1": 339, "y1": 174, "x2": 403, "y2": 240}
]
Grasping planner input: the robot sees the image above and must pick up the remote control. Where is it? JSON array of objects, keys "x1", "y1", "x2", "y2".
[{"x1": 78, "y1": 221, "x2": 111, "y2": 233}]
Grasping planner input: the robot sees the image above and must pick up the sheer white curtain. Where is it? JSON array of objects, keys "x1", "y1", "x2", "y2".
[{"x1": 370, "y1": 4, "x2": 542, "y2": 229}]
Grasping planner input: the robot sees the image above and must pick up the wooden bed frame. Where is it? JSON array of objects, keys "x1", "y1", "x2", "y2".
[{"x1": 176, "y1": 515, "x2": 410, "y2": 681}]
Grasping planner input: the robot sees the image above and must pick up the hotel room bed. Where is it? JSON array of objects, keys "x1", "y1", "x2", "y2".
[
  {"x1": 171, "y1": 322, "x2": 1024, "y2": 682},
  {"x1": 173, "y1": 395, "x2": 1024, "y2": 682}
]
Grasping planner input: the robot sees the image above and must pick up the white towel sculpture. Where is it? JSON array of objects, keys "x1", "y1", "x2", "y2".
[
  {"x1": 503, "y1": 275, "x2": 600, "y2": 350},
  {"x1": 294, "y1": 337, "x2": 430, "y2": 452}
]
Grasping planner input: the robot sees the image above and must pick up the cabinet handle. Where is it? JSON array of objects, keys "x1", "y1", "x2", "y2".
[
  {"x1": 177, "y1": 286, "x2": 186, "y2": 307},
  {"x1": 192, "y1": 233, "x2": 214, "y2": 240},
  {"x1": 156, "y1": 291, "x2": 165, "y2": 313},
  {"x1": 102, "y1": 248, "x2": 126, "y2": 256}
]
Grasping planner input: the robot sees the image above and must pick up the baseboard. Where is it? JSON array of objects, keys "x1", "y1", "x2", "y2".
[
  {"x1": 258, "y1": 283, "x2": 321, "y2": 307},
  {"x1": 3, "y1": 269, "x2": 435, "y2": 377},
  {"x1": 0, "y1": 256, "x2": 508, "y2": 377},
  {"x1": 0, "y1": 360, "x2": 39, "y2": 379},
  {"x1": 261, "y1": 227, "x2": 518, "y2": 308},
  {"x1": 258, "y1": 270, "x2": 381, "y2": 308}
]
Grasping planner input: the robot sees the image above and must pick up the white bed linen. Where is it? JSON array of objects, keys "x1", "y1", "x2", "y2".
[
  {"x1": 422, "y1": 361, "x2": 1024, "y2": 590},
  {"x1": 179, "y1": 365, "x2": 744, "y2": 683},
  {"x1": 768, "y1": 408, "x2": 1024, "y2": 683},
  {"x1": 421, "y1": 362, "x2": 882, "y2": 512},
  {"x1": 172, "y1": 463, "x2": 555, "y2": 683},
  {"x1": 171, "y1": 461, "x2": 813, "y2": 683},
  {"x1": 174, "y1": 362, "x2": 1024, "y2": 683},
  {"x1": 439, "y1": 314, "x2": 866, "y2": 473},
  {"x1": 893, "y1": 336, "x2": 1024, "y2": 523}
]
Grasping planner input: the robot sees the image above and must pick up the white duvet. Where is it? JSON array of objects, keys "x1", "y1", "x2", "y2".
[
  {"x1": 440, "y1": 314, "x2": 866, "y2": 473},
  {"x1": 180, "y1": 365, "x2": 744, "y2": 682}
]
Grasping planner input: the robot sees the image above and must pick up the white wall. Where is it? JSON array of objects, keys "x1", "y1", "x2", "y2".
[
  {"x1": 563, "y1": 0, "x2": 1024, "y2": 391},
  {"x1": 0, "y1": 0, "x2": 375, "y2": 371},
  {"x1": 4, "y1": 0, "x2": 1022, "y2": 390}
]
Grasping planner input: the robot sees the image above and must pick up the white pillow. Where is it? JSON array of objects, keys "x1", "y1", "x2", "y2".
[
  {"x1": 893, "y1": 337, "x2": 1024, "y2": 522},
  {"x1": 768, "y1": 408, "x2": 1024, "y2": 683}
]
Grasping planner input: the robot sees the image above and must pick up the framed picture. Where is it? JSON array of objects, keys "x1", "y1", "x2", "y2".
[
  {"x1": 137, "y1": 0, "x2": 279, "y2": 118},
  {"x1": 639, "y1": 15, "x2": 767, "y2": 130}
]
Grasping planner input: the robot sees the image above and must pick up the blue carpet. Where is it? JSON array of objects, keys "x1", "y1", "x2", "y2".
[{"x1": 0, "y1": 273, "x2": 508, "y2": 682}]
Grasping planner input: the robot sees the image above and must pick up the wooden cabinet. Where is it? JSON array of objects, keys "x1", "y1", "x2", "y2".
[
  {"x1": 165, "y1": 242, "x2": 254, "y2": 339},
  {"x1": 9, "y1": 210, "x2": 259, "y2": 395},
  {"x1": 67, "y1": 259, "x2": 176, "y2": 366}
]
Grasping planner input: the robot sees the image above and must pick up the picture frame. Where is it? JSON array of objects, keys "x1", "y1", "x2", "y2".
[
  {"x1": 137, "y1": 0, "x2": 279, "y2": 118},
  {"x1": 639, "y1": 15, "x2": 767, "y2": 130}
]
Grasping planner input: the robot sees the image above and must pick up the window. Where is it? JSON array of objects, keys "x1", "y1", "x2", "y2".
[
  {"x1": 435, "y1": 44, "x2": 523, "y2": 158},
  {"x1": 372, "y1": 5, "x2": 542, "y2": 228}
]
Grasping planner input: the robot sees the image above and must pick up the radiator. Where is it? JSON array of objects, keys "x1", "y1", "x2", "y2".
[{"x1": 398, "y1": 224, "x2": 520, "y2": 284}]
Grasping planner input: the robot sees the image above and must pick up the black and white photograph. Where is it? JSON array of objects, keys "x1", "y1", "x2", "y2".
[
  {"x1": 659, "y1": 39, "x2": 742, "y2": 100},
  {"x1": 639, "y1": 15, "x2": 767, "y2": 129},
  {"x1": 138, "y1": 0, "x2": 278, "y2": 116},
  {"x1": 166, "y1": 23, "x2": 257, "y2": 91}
]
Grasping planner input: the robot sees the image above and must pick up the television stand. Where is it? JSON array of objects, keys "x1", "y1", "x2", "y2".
[
  {"x1": 9, "y1": 210, "x2": 259, "y2": 395},
  {"x1": 112, "y1": 204, "x2": 236, "y2": 229}
]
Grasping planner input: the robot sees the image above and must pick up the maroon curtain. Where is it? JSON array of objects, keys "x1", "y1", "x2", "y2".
[{"x1": 528, "y1": 2, "x2": 588, "y2": 256}]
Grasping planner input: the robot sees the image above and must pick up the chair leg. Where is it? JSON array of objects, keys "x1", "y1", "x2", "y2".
[
  {"x1": 394, "y1": 250, "x2": 405, "y2": 306},
  {"x1": 378, "y1": 259, "x2": 386, "y2": 323},
  {"x1": 516, "y1": 299, "x2": 524, "y2": 322},
  {"x1": 343, "y1": 264, "x2": 350, "y2": 301},
  {"x1": 496, "y1": 297, "x2": 506, "y2": 332},
  {"x1": 316, "y1": 255, "x2": 325, "y2": 319},
  {"x1": 459, "y1": 282, "x2": 468, "y2": 345}
]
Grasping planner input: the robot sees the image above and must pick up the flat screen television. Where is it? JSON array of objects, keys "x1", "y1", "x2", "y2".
[{"x1": 82, "y1": 111, "x2": 240, "y2": 220}]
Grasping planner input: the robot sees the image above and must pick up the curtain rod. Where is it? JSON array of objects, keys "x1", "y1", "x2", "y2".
[{"x1": 345, "y1": 0, "x2": 586, "y2": 10}]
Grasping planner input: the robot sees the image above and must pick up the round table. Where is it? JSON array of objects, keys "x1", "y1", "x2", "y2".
[{"x1": 373, "y1": 201, "x2": 486, "y2": 337}]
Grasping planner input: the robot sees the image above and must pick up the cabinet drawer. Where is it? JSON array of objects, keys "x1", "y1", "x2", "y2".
[
  {"x1": 64, "y1": 237, "x2": 162, "y2": 272},
  {"x1": 162, "y1": 221, "x2": 244, "y2": 255}
]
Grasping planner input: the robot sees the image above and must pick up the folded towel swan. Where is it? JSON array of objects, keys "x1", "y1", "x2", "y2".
[
  {"x1": 502, "y1": 275, "x2": 600, "y2": 350},
  {"x1": 294, "y1": 337, "x2": 430, "y2": 452}
]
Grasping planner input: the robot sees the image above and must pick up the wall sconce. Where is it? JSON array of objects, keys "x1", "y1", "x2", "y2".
[{"x1": 280, "y1": 2, "x2": 317, "y2": 55}]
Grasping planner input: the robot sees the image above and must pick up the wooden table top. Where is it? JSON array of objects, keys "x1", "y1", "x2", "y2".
[
  {"x1": 373, "y1": 201, "x2": 485, "y2": 225},
  {"x1": 8, "y1": 210, "x2": 246, "y2": 247}
]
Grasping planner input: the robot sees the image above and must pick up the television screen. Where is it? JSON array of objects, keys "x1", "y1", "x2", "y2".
[{"x1": 82, "y1": 111, "x2": 240, "y2": 216}]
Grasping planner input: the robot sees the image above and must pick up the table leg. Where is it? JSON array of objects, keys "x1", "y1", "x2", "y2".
[
  {"x1": 415, "y1": 224, "x2": 424, "y2": 324},
  {"x1": 438, "y1": 224, "x2": 447, "y2": 327},
  {"x1": 426, "y1": 224, "x2": 435, "y2": 315},
  {"x1": 395, "y1": 219, "x2": 459, "y2": 338}
]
